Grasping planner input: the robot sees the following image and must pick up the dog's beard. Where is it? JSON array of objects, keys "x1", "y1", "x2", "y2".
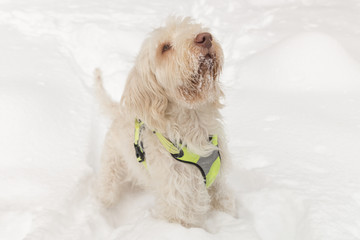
[
  {"x1": 178, "y1": 53, "x2": 219, "y2": 106},
  {"x1": 192, "y1": 53, "x2": 219, "y2": 91},
  {"x1": 198, "y1": 53, "x2": 218, "y2": 81}
]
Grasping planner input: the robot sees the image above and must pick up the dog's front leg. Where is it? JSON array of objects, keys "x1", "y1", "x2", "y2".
[
  {"x1": 152, "y1": 162, "x2": 211, "y2": 227},
  {"x1": 208, "y1": 136, "x2": 237, "y2": 217},
  {"x1": 208, "y1": 174, "x2": 237, "y2": 218}
]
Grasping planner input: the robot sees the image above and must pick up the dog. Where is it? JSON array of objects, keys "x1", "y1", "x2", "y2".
[{"x1": 95, "y1": 17, "x2": 236, "y2": 227}]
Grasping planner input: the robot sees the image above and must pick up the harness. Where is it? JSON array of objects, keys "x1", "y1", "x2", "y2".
[{"x1": 134, "y1": 119, "x2": 221, "y2": 188}]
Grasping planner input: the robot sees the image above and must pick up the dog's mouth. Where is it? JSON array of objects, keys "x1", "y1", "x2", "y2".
[
  {"x1": 204, "y1": 53, "x2": 213, "y2": 60},
  {"x1": 198, "y1": 53, "x2": 215, "y2": 72}
]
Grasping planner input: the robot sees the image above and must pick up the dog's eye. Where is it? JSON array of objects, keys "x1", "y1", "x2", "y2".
[{"x1": 162, "y1": 43, "x2": 172, "y2": 53}]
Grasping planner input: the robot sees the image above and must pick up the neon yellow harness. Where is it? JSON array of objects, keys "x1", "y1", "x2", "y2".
[{"x1": 134, "y1": 119, "x2": 221, "y2": 188}]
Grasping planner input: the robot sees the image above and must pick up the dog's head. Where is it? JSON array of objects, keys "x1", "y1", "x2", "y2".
[
  {"x1": 123, "y1": 17, "x2": 224, "y2": 128},
  {"x1": 149, "y1": 17, "x2": 224, "y2": 107}
]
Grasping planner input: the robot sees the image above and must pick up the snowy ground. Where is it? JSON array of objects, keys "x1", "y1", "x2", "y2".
[{"x1": 1, "y1": 0, "x2": 360, "y2": 239}]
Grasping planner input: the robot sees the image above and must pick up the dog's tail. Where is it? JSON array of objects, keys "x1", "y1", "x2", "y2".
[{"x1": 94, "y1": 68, "x2": 120, "y2": 119}]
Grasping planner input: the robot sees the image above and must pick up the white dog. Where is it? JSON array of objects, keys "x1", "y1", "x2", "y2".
[{"x1": 95, "y1": 17, "x2": 235, "y2": 227}]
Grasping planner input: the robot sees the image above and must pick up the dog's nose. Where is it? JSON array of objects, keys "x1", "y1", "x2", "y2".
[{"x1": 195, "y1": 32, "x2": 213, "y2": 49}]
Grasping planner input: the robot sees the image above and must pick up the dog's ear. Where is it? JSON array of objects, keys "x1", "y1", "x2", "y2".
[{"x1": 122, "y1": 64, "x2": 168, "y2": 131}]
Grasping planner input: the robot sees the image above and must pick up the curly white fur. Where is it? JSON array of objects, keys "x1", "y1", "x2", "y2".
[{"x1": 95, "y1": 17, "x2": 236, "y2": 228}]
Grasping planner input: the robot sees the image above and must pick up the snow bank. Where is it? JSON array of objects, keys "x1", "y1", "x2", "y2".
[{"x1": 237, "y1": 32, "x2": 360, "y2": 93}]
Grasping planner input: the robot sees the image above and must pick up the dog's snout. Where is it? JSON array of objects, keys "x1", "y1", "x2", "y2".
[{"x1": 195, "y1": 32, "x2": 213, "y2": 49}]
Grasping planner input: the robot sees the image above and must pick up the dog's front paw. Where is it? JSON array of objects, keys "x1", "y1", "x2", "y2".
[
  {"x1": 95, "y1": 180, "x2": 119, "y2": 208},
  {"x1": 211, "y1": 190, "x2": 237, "y2": 218},
  {"x1": 97, "y1": 191, "x2": 117, "y2": 207}
]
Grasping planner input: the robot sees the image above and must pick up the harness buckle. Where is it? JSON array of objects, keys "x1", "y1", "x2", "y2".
[{"x1": 134, "y1": 142, "x2": 145, "y2": 162}]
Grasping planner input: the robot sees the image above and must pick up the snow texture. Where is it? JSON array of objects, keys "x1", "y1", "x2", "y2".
[{"x1": 1, "y1": 0, "x2": 360, "y2": 239}]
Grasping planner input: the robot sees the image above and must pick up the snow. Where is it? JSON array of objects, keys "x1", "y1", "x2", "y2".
[
  {"x1": 238, "y1": 32, "x2": 360, "y2": 92},
  {"x1": 1, "y1": 0, "x2": 360, "y2": 239}
]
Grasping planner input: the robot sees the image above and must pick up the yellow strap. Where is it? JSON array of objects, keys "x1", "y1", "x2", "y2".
[
  {"x1": 205, "y1": 156, "x2": 220, "y2": 188},
  {"x1": 210, "y1": 135, "x2": 218, "y2": 146},
  {"x1": 154, "y1": 132, "x2": 181, "y2": 155},
  {"x1": 134, "y1": 119, "x2": 143, "y2": 144},
  {"x1": 155, "y1": 132, "x2": 218, "y2": 165},
  {"x1": 176, "y1": 146, "x2": 200, "y2": 163}
]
